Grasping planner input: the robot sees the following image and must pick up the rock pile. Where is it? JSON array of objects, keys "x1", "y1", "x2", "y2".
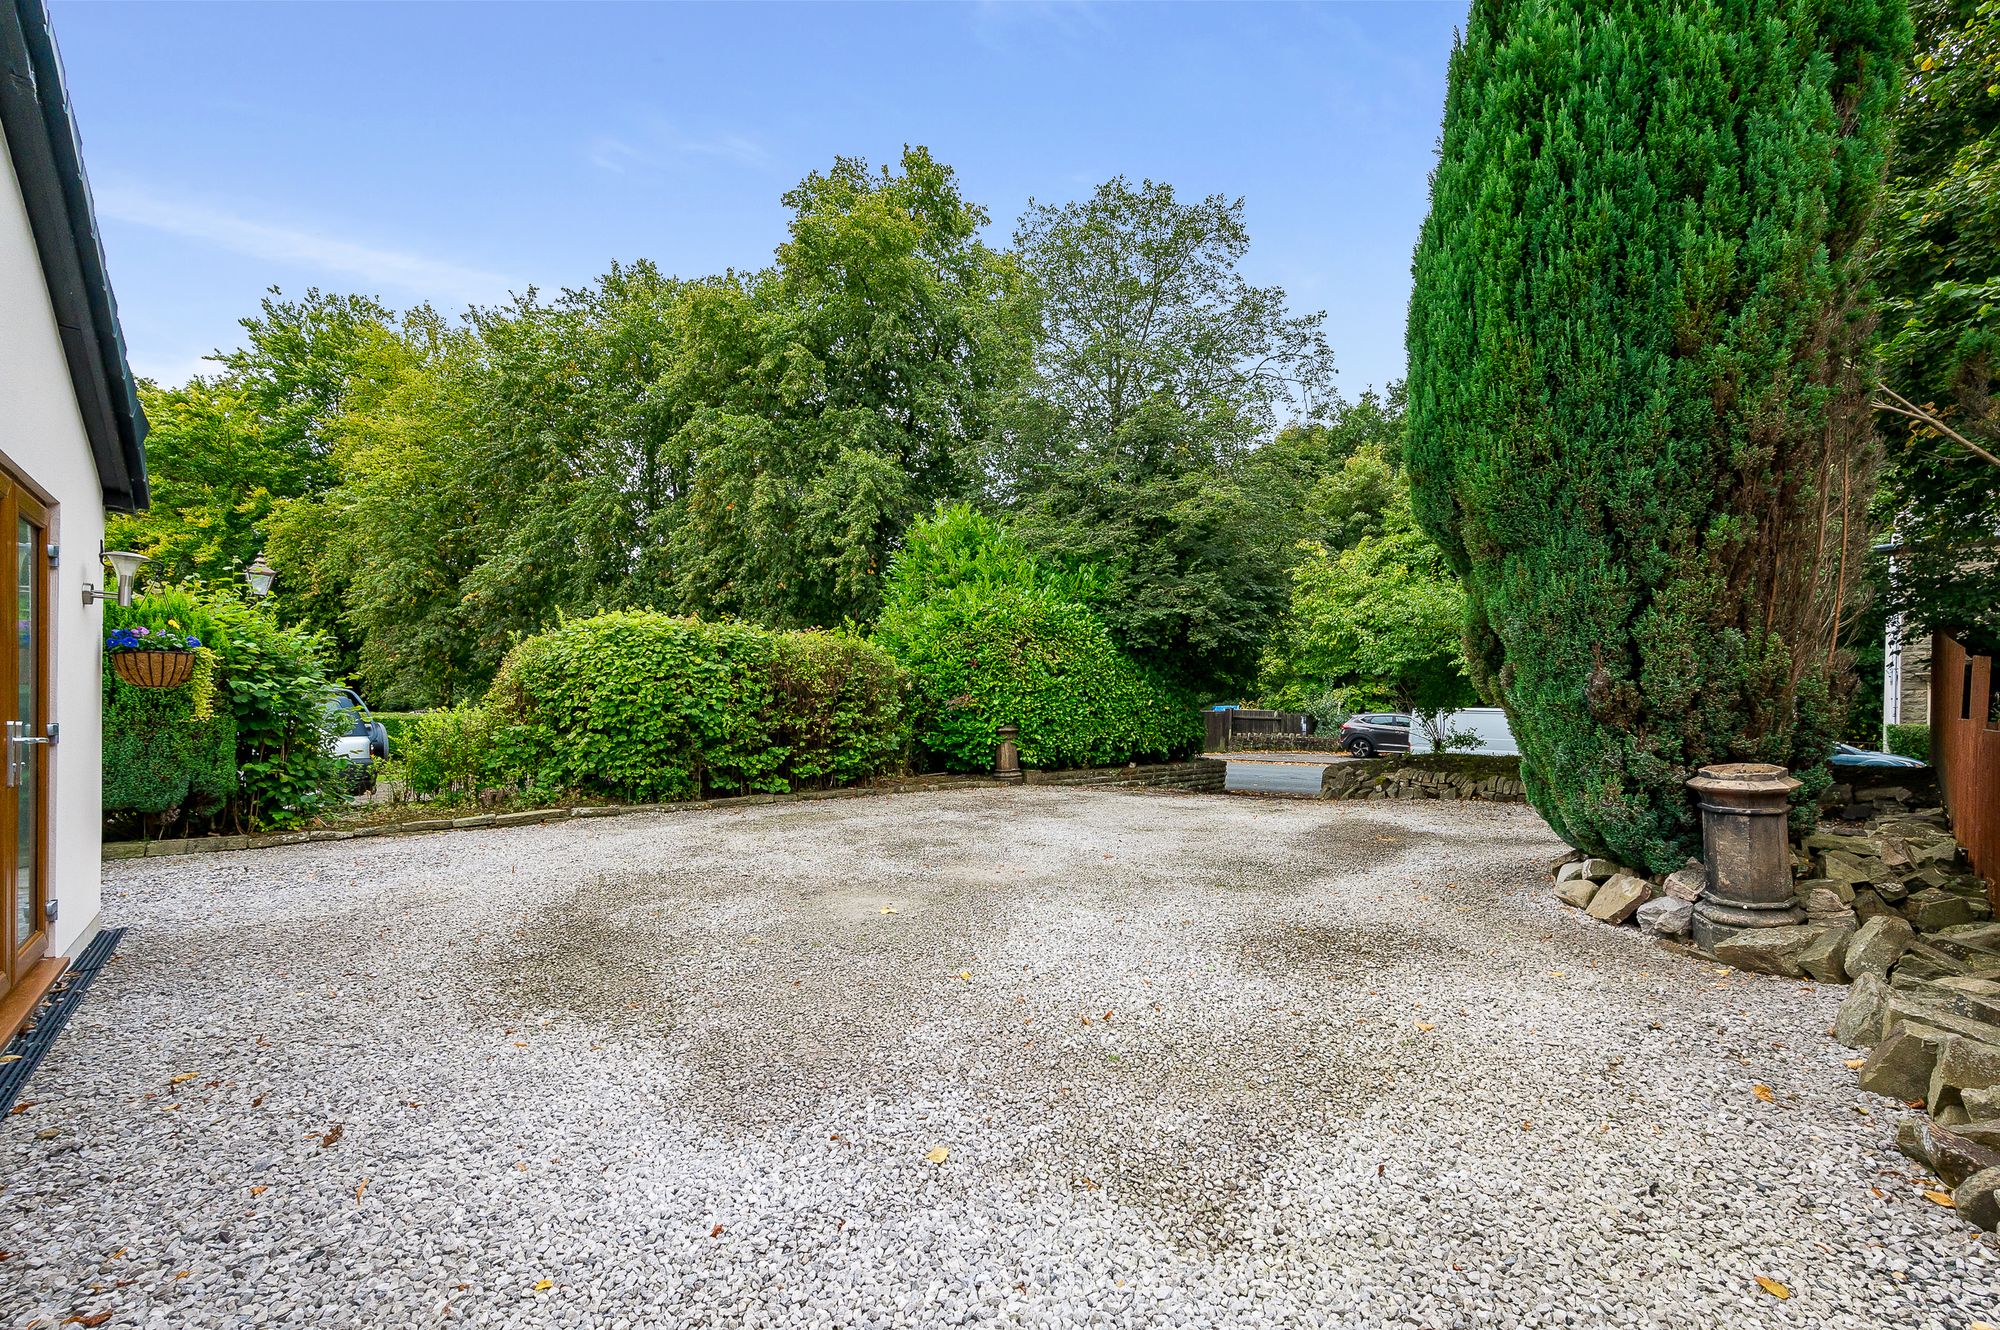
[
  {"x1": 1551, "y1": 806, "x2": 2000, "y2": 1229},
  {"x1": 1836, "y1": 925, "x2": 2000, "y2": 1229}
]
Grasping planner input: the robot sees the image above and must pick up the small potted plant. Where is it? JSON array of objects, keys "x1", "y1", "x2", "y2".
[{"x1": 107, "y1": 622, "x2": 202, "y2": 689}]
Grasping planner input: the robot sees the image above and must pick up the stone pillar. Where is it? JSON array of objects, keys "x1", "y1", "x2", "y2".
[
  {"x1": 993, "y1": 724, "x2": 1023, "y2": 782},
  {"x1": 1688, "y1": 762, "x2": 1804, "y2": 951}
]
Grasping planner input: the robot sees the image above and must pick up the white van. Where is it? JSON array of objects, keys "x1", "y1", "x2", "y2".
[{"x1": 1408, "y1": 707, "x2": 1519, "y2": 756}]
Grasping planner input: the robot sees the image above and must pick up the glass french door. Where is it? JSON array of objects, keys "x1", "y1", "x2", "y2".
[{"x1": 0, "y1": 476, "x2": 49, "y2": 994}]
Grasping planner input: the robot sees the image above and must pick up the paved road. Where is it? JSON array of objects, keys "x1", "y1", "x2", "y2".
[{"x1": 3, "y1": 788, "x2": 1994, "y2": 1328}]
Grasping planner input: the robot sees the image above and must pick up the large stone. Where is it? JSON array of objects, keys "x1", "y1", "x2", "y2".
[
  {"x1": 1662, "y1": 867, "x2": 1707, "y2": 903},
  {"x1": 1892, "y1": 976, "x2": 2000, "y2": 1027},
  {"x1": 1807, "y1": 829, "x2": 1880, "y2": 854},
  {"x1": 1636, "y1": 896, "x2": 1693, "y2": 937},
  {"x1": 1836, "y1": 973, "x2": 1892, "y2": 1047},
  {"x1": 1577, "y1": 857, "x2": 1621, "y2": 882},
  {"x1": 1895, "y1": 941, "x2": 1970, "y2": 982},
  {"x1": 1898, "y1": 1118, "x2": 2000, "y2": 1187},
  {"x1": 1555, "y1": 859, "x2": 1592, "y2": 884},
  {"x1": 1879, "y1": 834, "x2": 1916, "y2": 872},
  {"x1": 1954, "y1": 1167, "x2": 2000, "y2": 1232},
  {"x1": 1940, "y1": 922, "x2": 2000, "y2": 955},
  {"x1": 1844, "y1": 915, "x2": 1917, "y2": 979},
  {"x1": 1554, "y1": 876, "x2": 1600, "y2": 910},
  {"x1": 1851, "y1": 887, "x2": 1896, "y2": 921},
  {"x1": 1882, "y1": 997, "x2": 2000, "y2": 1047},
  {"x1": 1906, "y1": 888, "x2": 1979, "y2": 934},
  {"x1": 1957, "y1": 1119, "x2": 2000, "y2": 1150},
  {"x1": 1965, "y1": 1086, "x2": 2000, "y2": 1119},
  {"x1": 1822, "y1": 850, "x2": 1880, "y2": 886},
  {"x1": 1798, "y1": 883, "x2": 1851, "y2": 916},
  {"x1": 1798, "y1": 927, "x2": 1850, "y2": 984},
  {"x1": 1859, "y1": 1025, "x2": 1949, "y2": 1101},
  {"x1": 1930, "y1": 1035, "x2": 2000, "y2": 1117},
  {"x1": 1586, "y1": 874, "x2": 1651, "y2": 925},
  {"x1": 1710, "y1": 924, "x2": 1824, "y2": 978}
]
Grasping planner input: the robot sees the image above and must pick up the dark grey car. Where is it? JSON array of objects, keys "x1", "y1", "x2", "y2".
[{"x1": 1337, "y1": 712, "x2": 1412, "y2": 759}]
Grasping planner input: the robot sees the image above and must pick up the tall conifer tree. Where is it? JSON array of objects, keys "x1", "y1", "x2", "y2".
[{"x1": 1407, "y1": 0, "x2": 1910, "y2": 869}]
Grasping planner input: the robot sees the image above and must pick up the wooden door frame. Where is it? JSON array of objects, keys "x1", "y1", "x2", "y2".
[{"x1": 0, "y1": 465, "x2": 53, "y2": 992}]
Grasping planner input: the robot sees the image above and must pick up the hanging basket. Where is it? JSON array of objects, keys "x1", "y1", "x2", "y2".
[{"x1": 112, "y1": 650, "x2": 196, "y2": 690}]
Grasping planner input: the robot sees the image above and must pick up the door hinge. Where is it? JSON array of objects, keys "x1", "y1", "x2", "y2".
[
  {"x1": 45, "y1": 544, "x2": 58, "y2": 569},
  {"x1": 44, "y1": 899, "x2": 56, "y2": 924}
]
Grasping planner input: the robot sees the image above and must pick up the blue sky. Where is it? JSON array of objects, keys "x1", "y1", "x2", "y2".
[{"x1": 50, "y1": 1, "x2": 1465, "y2": 396}]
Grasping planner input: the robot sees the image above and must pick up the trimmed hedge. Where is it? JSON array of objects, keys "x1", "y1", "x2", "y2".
[
  {"x1": 401, "y1": 613, "x2": 907, "y2": 802},
  {"x1": 874, "y1": 585, "x2": 1199, "y2": 773},
  {"x1": 103, "y1": 658, "x2": 235, "y2": 817},
  {"x1": 1885, "y1": 723, "x2": 1932, "y2": 763}
]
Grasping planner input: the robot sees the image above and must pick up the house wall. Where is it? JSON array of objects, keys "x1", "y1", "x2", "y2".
[
  {"x1": 1932, "y1": 633, "x2": 2000, "y2": 900},
  {"x1": 0, "y1": 119, "x2": 105, "y2": 959}
]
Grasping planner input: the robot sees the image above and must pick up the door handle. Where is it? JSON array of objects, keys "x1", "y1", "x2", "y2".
[{"x1": 5, "y1": 721, "x2": 53, "y2": 788}]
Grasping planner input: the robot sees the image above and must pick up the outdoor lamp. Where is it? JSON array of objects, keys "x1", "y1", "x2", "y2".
[
  {"x1": 244, "y1": 556, "x2": 277, "y2": 599},
  {"x1": 83, "y1": 549, "x2": 147, "y2": 607}
]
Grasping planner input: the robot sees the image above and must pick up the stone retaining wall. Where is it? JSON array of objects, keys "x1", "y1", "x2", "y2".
[{"x1": 1322, "y1": 754, "x2": 1526, "y2": 803}]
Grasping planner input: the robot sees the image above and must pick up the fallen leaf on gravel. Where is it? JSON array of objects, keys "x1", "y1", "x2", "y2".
[
  {"x1": 169, "y1": 1073, "x2": 198, "y2": 1086},
  {"x1": 957, "y1": 970, "x2": 972, "y2": 981},
  {"x1": 532, "y1": 1279, "x2": 553, "y2": 1292},
  {"x1": 1843, "y1": 1058, "x2": 1865, "y2": 1070},
  {"x1": 879, "y1": 907, "x2": 897, "y2": 915},
  {"x1": 710, "y1": 1224, "x2": 724, "y2": 1237},
  {"x1": 924, "y1": 1146, "x2": 949, "y2": 1164},
  {"x1": 1548, "y1": 971, "x2": 1565, "y2": 979},
  {"x1": 61, "y1": 1312, "x2": 111, "y2": 1327},
  {"x1": 1415, "y1": 1023, "x2": 1435, "y2": 1033},
  {"x1": 355, "y1": 1179, "x2": 369, "y2": 1203},
  {"x1": 318, "y1": 1125, "x2": 344, "y2": 1149},
  {"x1": 248, "y1": 1186, "x2": 266, "y2": 1197},
  {"x1": 1520, "y1": 1121, "x2": 1533, "y2": 1131},
  {"x1": 1923, "y1": 1189, "x2": 1955, "y2": 1207},
  {"x1": 1754, "y1": 1276, "x2": 1790, "y2": 1300},
  {"x1": 1752, "y1": 1084, "x2": 1774, "y2": 1102}
]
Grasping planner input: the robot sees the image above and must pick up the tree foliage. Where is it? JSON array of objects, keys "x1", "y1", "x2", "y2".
[
  {"x1": 1874, "y1": 0, "x2": 2000, "y2": 655},
  {"x1": 1407, "y1": 0, "x2": 1909, "y2": 869},
  {"x1": 1260, "y1": 489, "x2": 1475, "y2": 720},
  {"x1": 999, "y1": 179, "x2": 1341, "y2": 697}
]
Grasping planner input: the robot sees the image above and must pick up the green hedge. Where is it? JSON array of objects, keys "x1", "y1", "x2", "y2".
[
  {"x1": 371, "y1": 711, "x2": 427, "y2": 748},
  {"x1": 103, "y1": 658, "x2": 235, "y2": 816},
  {"x1": 1885, "y1": 724, "x2": 1932, "y2": 763},
  {"x1": 400, "y1": 613, "x2": 907, "y2": 802},
  {"x1": 874, "y1": 585, "x2": 1199, "y2": 773},
  {"x1": 103, "y1": 585, "x2": 345, "y2": 832}
]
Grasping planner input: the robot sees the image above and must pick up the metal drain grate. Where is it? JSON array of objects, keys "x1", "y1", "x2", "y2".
[{"x1": 0, "y1": 927, "x2": 125, "y2": 1115}]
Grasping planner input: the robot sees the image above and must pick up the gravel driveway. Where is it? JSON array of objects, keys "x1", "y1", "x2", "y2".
[{"x1": 3, "y1": 787, "x2": 1996, "y2": 1329}]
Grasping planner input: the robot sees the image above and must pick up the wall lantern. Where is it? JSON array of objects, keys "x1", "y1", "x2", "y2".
[
  {"x1": 243, "y1": 556, "x2": 277, "y2": 599},
  {"x1": 82, "y1": 549, "x2": 147, "y2": 607}
]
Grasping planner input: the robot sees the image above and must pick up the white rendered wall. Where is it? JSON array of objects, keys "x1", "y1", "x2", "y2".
[{"x1": 0, "y1": 119, "x2": 109, "y2": 959}]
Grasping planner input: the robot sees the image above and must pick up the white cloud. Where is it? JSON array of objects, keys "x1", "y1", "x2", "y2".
[
  {"x1": 95, "y1": 183, "x2": 518, "y2": 304},
  {"x1": 587, "y1": 116, "x2": 771, "y2": 176}
]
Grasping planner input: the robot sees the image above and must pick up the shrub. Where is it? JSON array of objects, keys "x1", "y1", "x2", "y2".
[
  {"x1": 1404, "y1": 0, "x2": 1907, "y2": 870},
  {"x1": 875, "y1": 507, "x2": 1200, "y2": 772},
  {"x1": 878, "y1": 587, "x2": 1197, "y2": 771},
  {"x1": 438, "y1": 612, "x2": 906, "y2": 803},
  {"x1": 198, "y1": 595, "x2": 347, "y2": 829},
  {"x1": 389, "y1": 704, "x2": 499, "y2": 800},
  {"x1": 1885, "y1": 723, "x2": 1932, "y2": 764}
]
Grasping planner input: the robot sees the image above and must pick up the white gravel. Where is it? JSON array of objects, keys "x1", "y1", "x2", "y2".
[{"x1": 2, "y1": 787, "x2": 1995, "y2": 1329}]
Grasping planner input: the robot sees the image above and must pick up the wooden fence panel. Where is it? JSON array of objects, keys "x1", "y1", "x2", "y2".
[{"x1": 1932, "y1": 633, "x2": 2000, "y2": 902}]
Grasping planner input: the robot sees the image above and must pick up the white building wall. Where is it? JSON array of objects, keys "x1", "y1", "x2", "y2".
[{"x1": 0, "y1": 119, "x2": 107, "y2": 959}]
